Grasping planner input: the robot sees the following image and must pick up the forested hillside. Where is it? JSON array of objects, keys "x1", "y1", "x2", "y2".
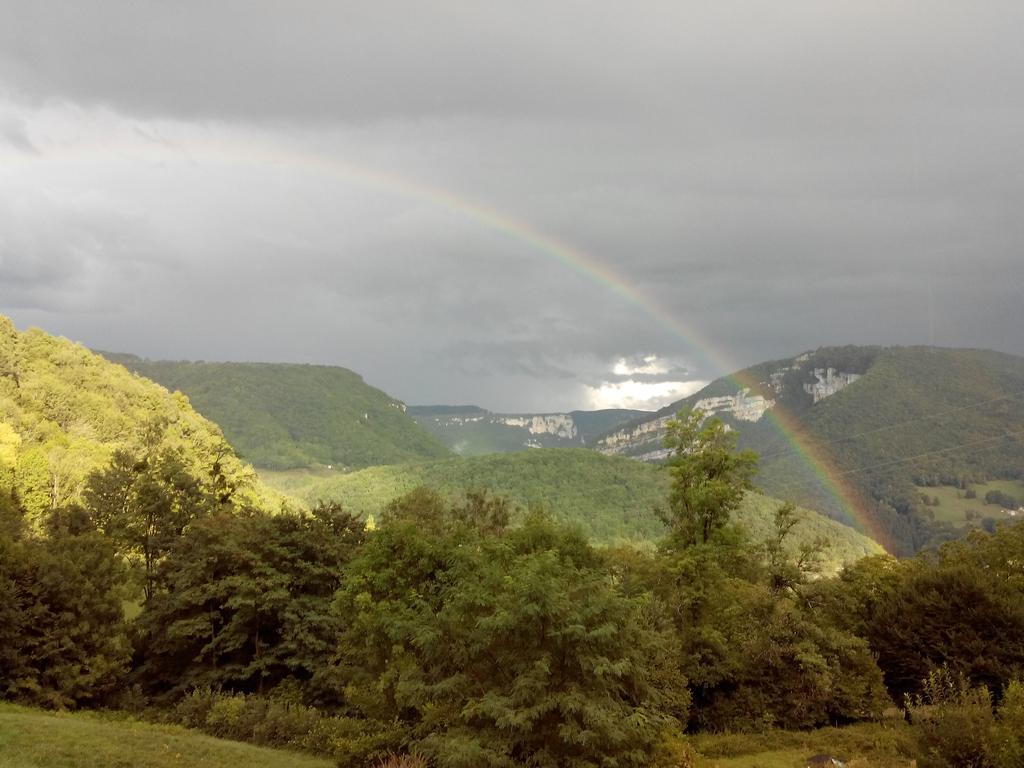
[
  {"x1": 3, "y1": 321, "x2": 1022, "y2": 767},
  {"x1": 262, "y1": 447, "x2": 883, "y2": 566},
  {"x1": 0, "y1": 316, "x2": 280, "y2": 529},
  {"x1": 100, "y1": 355, "x2": 451, "y2": 470},
  {"x1": 595, "y1": 346, "x2": 1024, "y2": 555}
]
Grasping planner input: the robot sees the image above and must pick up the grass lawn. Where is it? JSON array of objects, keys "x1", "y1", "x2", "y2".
[
  {"x1": 0, "y1": 704, "x2": 331, "y2": 768},
  {"x1": 915, "y1": 479, "x2": 1024, "y2": 528},
  {"x1": 691, "y1": 721, "x2": 916, "y2": 768}
]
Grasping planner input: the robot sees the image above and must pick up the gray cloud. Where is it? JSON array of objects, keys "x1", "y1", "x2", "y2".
[
  {"x1": 0, "y1": 114, "x2": 36, "y2": 153},
  {"x1": 1, "y1": 2, "x2": 1023, "y2": 410}
]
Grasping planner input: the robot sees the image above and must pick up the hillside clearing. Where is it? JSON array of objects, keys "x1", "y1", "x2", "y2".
[{"x1": 915, "y1": 479, "x2": 1024, "y2": 527}]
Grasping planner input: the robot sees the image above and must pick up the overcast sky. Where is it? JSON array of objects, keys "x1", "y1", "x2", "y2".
[{"x1": 2, "y1": 2, "x2": 1023, "y2": 412}]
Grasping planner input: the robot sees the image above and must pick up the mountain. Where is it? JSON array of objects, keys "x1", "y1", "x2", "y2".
[
  {"x1": 407, "y1": 405, "x2": 649, "y2": 456},
  {"x1": 99, "y1": 355, "x2": 452, "y2": 470},
  {"x1": 261, "y1": 448, "x2": 884, "y2": 568},
  {"x1": 594, "y1": 345, "x2": 1024, "y2": 554},
  {"x1": 0, "y1": 316, "x2": 280, "y2": 523}
]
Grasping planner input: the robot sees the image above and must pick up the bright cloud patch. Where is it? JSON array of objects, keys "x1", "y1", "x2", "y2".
[
  {"x1": 612, "y1": 354, "x2": 670, "y2": 376},
  {"x1": 585, "y1": 379, "x2": 707, "y2": 411}
]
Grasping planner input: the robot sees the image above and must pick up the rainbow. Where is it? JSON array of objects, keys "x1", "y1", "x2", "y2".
[{"x1": 8, "y1": 134, "x2": 888, "y2": 550}]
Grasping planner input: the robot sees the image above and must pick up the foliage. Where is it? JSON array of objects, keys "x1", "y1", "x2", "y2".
[
  {"x1": 609, "y1": 427, "x2": 890, "y2": 732},
  {"x1": 262, "y1": 449, "x2": 884, "y2": 565},
  {"x1": 985, "y1": 489, "x2": 1020, "y2": 509},
  {"x1": 85, "y1": 443, "x2": 223, "y2": 600},
  {"x1": 596, "y1": 345, "x2": 1024, "y2": 556},
  {"x1": 103, "y1": 354, "x2": 452, "y2": 470},
  {"x1": 162, "y1": 688, "x2": 366, "y2": 759},
  {"x1": 0, "y1": 315, "x2": 280, "y2": 528},
  {"x1": 906, "y1": 668, "x2": 995, "y2": 768},
  {"x1": 662, "y1": 410, "x2": 758, "y2": 545},
  {"x1": 331, "y1": 495, "x2": 677, "y2": 767},
  {"x1": 868, "y1": 562, "x2": 1024, "y2": 702},
  {"x1": 813, "y1": 523, "x2": 1024, "y2": 703},
  {"x1": 688, "y1": 719, "x2": 916, "y2": 768},
  {"x1": 619, "y1": 530, "x2": 890, "y2": 732},
  {"x1": 0, "y1": 506, "x2": 130, "y2": 709},
  {"x1": 990, "y1": 679, "x2": 1024, "y2": 768},
  {"x1": 134, "y1": 503, "x2": 365, "y2": 699}
]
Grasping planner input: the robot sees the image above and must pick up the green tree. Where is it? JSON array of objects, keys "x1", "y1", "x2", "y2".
[
  {"x1": 0, "y1": 315, "x2": 18, "y2": 386},
  {"x1": 991, "y1": 679, "x2": 1024, "y2": 768},
  {"x1": 907, "y1": 667, "x2": 994, "y2": 768},
  {"x1": 15, "y1": 447, "x2": 51, "y2": 533},
  {"x1": 85, "y1": 446, "x2": 217, "y2": 601},
  {"x1": 0, "y1": 423, "x2": 19, "y2": 500},
  {"x1": 763, "y1": 501, "x2": 828, "y2": 595},
  {"x1": 868, "y1": 560, "x2": 1024, "y2": 701},
  {"x1": 134, "y1": 502, "x2": 365, "y2": 700},
  {"x1": 818, "y1": 525, "x2": 1024, "y2": 703},
  {"x1": 332, "y1": 494, "x2": 676, "y2": 767},
  {"x1": 0, "y1": 505, "x2": 130, "y2": 708},
  {"x1": 662, "y1": 409, "x2": 757, "y2": 545}
]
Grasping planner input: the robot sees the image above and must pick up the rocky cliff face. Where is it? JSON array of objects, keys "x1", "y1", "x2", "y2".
[
  {"x1": 594, "y1": 393, "x2": 773, "y2": 461},
  {"x1": 693, "y1": 388, "x2": 774, "y2": 422},
  {"x1": 803, "y1": 368, "x2": 861, "y2": 403},
  {"x1": 598, "y1": 415, "x2": 674, "y2": 454},
  {"x1": 594, "y1": 350, "x2": 867, "y2": 462},
  {"x1": 407, "y1": 407, "x2": 651, "y2": 456},
  {"x1": 495, "y1": 414, "x2": 578, "y2": 440}
]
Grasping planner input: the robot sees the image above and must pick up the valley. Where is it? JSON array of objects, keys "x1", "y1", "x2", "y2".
[
  {"x1": 6, "y1": 7, "x2": 1024, "y2": 765},
  {"x1": 407, "y1": 405, "x2": 648, "y2": 455},
  {"x1": 3, "y1": 315, "x2": 1023, "y2": 768},
  {"x1": 99, "y1": 341, "x2": 1024, "y2": 557},
  {"x1": 260, "y1": 449, "x2": 883, "y2": 567}
]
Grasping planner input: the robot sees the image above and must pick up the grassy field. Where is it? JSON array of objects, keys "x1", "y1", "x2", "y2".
[
  {"x1": 691, "y1": 720, "x2": 916, "y2": 768},
  {"x1": 0, "y1": 704, "x2": 331, "y2": 768},
  {"x1": 0, "y1": 702, "x2": 920, "y2": 768},
  {"x1": 915, "y1": 479, "x2": 1024, "y2": 528}
]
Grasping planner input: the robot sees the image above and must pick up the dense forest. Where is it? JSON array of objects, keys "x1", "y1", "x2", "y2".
[
  {"x1": 0, "y1": 317, "x2": 285, "y2": 531},
  {"x1": 263, "y1": 448, "x2": 882, "y2": 568},
  {"x1": 3, "y1": 328, "x2": 1024, "y2": 767},
  {"x1": 98, "y1": 342, "x2": 1024, "y2": 560},
  {"x1": 100, "y1": 354, "x2": 452, "y2": 470},
  {"x1": 599, "y1": 345, "x2": 1024, "y2": 556}
]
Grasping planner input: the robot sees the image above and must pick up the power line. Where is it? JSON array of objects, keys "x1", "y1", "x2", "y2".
[
  {"x1": 834, "y1": 428, "x2": 1024, "y2": 478},
  {"x1": 757, "y1": 389, "x2": 1024, "y2": 462},
  {"x1": 763, "y1": 428, "x2": 1024, "y2": 497}
]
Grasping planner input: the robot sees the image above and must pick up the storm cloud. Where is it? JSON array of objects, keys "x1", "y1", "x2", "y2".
[{"x1": 1, "y1": 2, "x2": 1022, "y2": 411}]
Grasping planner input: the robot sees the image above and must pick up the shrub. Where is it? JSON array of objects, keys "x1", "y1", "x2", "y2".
[
  {"x1": 991, "y1": 680, "x2": 1024, "y2": 768},
  {"x1": 163, "y1": 689, "x2": 404, "y2": 766},
  {"x1": 907, "y1": 668, "x2": 994, "y2": 768},
  {"x1": 375, "y1": 754, "x2": 429, "y2": 768},
  {"x1": 650, "y1": 731, "x2": 699, "y2": 768}
]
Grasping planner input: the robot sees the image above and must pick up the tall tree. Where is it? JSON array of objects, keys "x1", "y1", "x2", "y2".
[
  {"x1": 662, "y1": 409, "x2": 758, "y2": 545},
  {"x1": 85, "y1": 446, "x2": 217, "y2": 601},
  {"x1": 0, "y1": 505, "x2": 130, "y2": 708},
  {"x1": 332, "y1": 495, "x2": 677, "y2": 767},
  {"x1": 134, "y1": 502, "x2": 365, "y2": 699}
]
